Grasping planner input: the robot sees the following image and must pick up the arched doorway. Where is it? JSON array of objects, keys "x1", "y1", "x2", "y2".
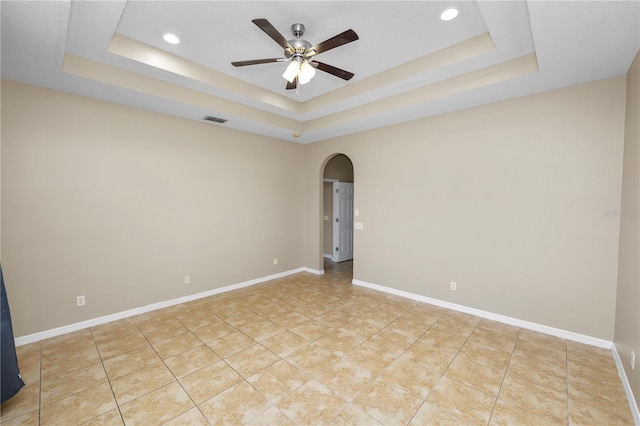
[{"x1": 321, "y1": 154, "x2": 354, "y2": 275}]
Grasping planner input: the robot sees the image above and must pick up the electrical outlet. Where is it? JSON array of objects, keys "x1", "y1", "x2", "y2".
[
  {"x1": 76, "y1": 295, "x2": 86, "y2": 307},
  {"x1": 632, "y1": 350, "x2": 636, "y2": 370},
  {"x1": 184, "y1": 275, "x2": 190, "y2": 284},
  {"x1": 450, "y1": 282, "x2": 457, "y2": 291},
  {"x1": 273, "y1": 258, "x2": 278, "y2": 265}
]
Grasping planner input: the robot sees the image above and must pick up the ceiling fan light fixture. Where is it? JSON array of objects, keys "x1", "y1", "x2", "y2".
[
  {"x1": 283, "y1": 60, "x2": 300, "y2": 83},
  {"x1": 298, "y1": 61, "x2": 316, "y2": 85},
  {"x1": 163, "y1": 33, "x2": 180, "y2": 44},
  {"x1": 440, "y1": 7, "x2": 460, "y2": 21}
]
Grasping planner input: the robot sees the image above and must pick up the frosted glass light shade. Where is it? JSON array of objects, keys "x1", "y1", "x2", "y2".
[
  {"x1": 298, "y1": 61, "x2": 316, "y2": 85},
  {"x1": 283, "y1": 61, "x2": 300, "y2": 83}
]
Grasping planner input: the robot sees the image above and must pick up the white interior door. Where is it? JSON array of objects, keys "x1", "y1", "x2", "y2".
[{"x1": 333, "y1": 182, "x2": 354, "y2": 262}]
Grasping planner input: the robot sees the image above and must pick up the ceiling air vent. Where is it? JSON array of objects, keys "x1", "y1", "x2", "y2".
[{"x1": 203, "y1": 115, "x2": 228, "y2": 124}]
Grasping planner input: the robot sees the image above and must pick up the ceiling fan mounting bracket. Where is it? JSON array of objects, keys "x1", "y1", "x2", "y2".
[{"x1": 291, "y1": 23, "x2": 305, "y2": 38}]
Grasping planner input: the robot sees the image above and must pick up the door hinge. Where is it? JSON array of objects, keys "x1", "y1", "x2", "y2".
[
  {"x1": 336, "y1": 218, "x2": 339, "y2": 222},
  {"x1": 335, "y1": 247, "x2": 339, "y2": 251},
  {"x1": 336, "y1": 189, "x2": 339, "y2": 193}
]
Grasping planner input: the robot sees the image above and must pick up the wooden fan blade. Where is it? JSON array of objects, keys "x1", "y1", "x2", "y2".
[
  {"x1": 252, "y1": 19, "x2": 293, "y2": 51},
  {"x1": 309, "y1": 29, "x2": 359, "y2": 56},
  {"x1": 311, "y1": 61, "x2": 355, "y2": 80},
  {"x1": 286, "y1": 76, "x2": 298, "y2": 90},
  {"x1": 231, "y1": 58, "x2": 282, "y2": 67}
]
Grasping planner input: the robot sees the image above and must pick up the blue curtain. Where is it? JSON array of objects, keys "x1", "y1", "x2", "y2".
[{"x1": 1, "y1": 264, "x2": 25, "y2": 403}]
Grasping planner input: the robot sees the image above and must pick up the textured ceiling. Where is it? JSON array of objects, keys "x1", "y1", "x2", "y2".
[{"x1": 1, "y1": 1, "x2": 639, "y2": 143}]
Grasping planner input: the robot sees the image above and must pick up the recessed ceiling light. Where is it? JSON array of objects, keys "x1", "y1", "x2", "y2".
[
  {"x1": 293, "y1": 133, "x2": 301, "y2": 138},
  {"x1": 440, "y1": 7, "x2": 459, "y2": 21},
  {"x1": 163, "y1": 33, "x2": 180, "y2": 44}
]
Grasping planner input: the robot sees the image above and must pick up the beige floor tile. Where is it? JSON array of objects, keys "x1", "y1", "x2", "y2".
[
  {"x1": 208, "y1": 302, "x2": 252, "y2": 319},
  {"x1": 315, "y1": 309, "x2": 355, "y2": 328},
  {"x1": 225, "y1": 311, "x2": 267, "y2": 329},
  {"x1": 151, "y1": 331, "x2": 201, "y2": 359},
  {"x1": 102, "y1": 345, "x2": 160, "y2": 380},
  {"x1": 91, "y1": 321, "x2": 141, "y2": 344},
  {"x1": 513, "y1": 338, "x2": 567, "y2": 370},
  {"x1": 568, "y1": 373, "x2": 631, "y2": 419},
  {"x1": 119, "y1": 382, "x2": 193, "y2": 425},
  {"x1": 285, "y1": 343, "x2": 341, "y2": 376},
  {"x1": 41, "y1": 362, "x2": 107, "y2": 404},
  {"x1": 476, "y1": 318, "x2": 521, "y2": 339},
  {"x1": 568, "y1": 397, "x2": 635, "y2": 425},
  {"x1": 250, "y1": 302, "x2": 292, "y2": 319},
  {"x1": 226, "y1": 344, "x2": 280, "y2": 378},
  {"x1": 142, "y1": 319, "x2": 189, "y2": 344},
  {"x1": 518, "y1": 329, "x2": 567, "y2": 353},
  {"x1": 16, "y1": 353, "x2": 41, "y2": 385},
  {"x1": 206, "y1": 330, "x2": 256, "y2": 358},
  {"x1": 444, "y1": 356, "x2": 505, "y2": 398},
  {"x1": 458, "y1": 339, "x2": 513, "y2": 371},
  {"x1": 179, "y1": 360, "x2": 243, "y2": 404},
  {"x1": 199, "y1": 381, "x2": 271, "y2": 425},
  {"x1": 95, "y1": 332, "x2": 148, "y2": 361},
  {"x1": 418, "y1": 328, "x2": 468, "y2": 352},
  {"x1": 81, "y1": 408, "x2": 124, "y2": 425},
  {"x1": 490, "y1": 400, "x2": 558, "y2": 426},
  {"x1": 40, "y1": 383, "x2": 116, "y2": 425},
  {"x1": 367, "y1": 329, "x2": 415, "y2": 357},
  {"x1": 261, "y1": 330, "x2": 309, "y2": 357},
  {"x1": 247, "y1": 359, "x2": 308, "y2": 403},
  {"x1": 0, "y1": 383, "x2": 40, "y2": 422},
  {"x1": 290, "y1": 319, "x2": 334, "y2": 341},
  {"x1": 380, "y1": 357, "x2": 441, "y2": 400},
  {"x1": 174, "y1": 309, "x2": 220, "y2": 331},
  {"x1": 245, "y1": 406, "x2": 295, "y2": 425},
  {"x1": 163, "y1": 407, "x2": 209, "y2": 425},
  {"x1": 41, "y1": 343, "x2": 102, "y2": 380},
  {"x1": 498, "y1": 372, "x2": 568, "y2": 423},
  {"x1": 164, "y1": 344, "x2": 221, "y2": 378},
  {"x1": 315, "y1": 358, "x2": 375, "y2": 401},
  {"x1": 241, "y1": 319, "x2": 287, "y2": 342},
  {"x1": 270, "y1": 310, "x2": 311, "y2": 328},
  {"x1": 16, "y1": 342, "x2": 41, "y2": 360},
  {"x1": 352, "y1": 378, "x2": 423, "y2": 425},
  {"x1": 0, "y1": 409, "x2": 40, "y2": 426},
  {"x1": 337, "y1": 318, "x2": 383, "y2": 340},
  {"x1": 508, "y1": 352, "x2": 567, "y2": 393},
  {"x1": 191, "y1": 320, "x2": 237, "y2": 343},
  {"x1": 110, "y1": 361, "x2": 175, "y2": 406},
  {"x1": 277, "y1": 379, "x2": 348, "y2": 425},
  {"x1": 466, "y1": 326, "x2": 518, "y2": 353},
  {"x1": 429, "y1": 315, "x2": 478, "y2": 338},
  {"x1": 402, "y1": 340, "x2": 458, "y2": 374},
  {"x1": 341, "y1": 343, "x2": 396, "y2": 377},
  {"x1": 315, "y1": 329, "x2": 364, "y2": 357},
  {"x1": 386, "y1": 316, "x2": 431, "y2": 340},
  {"x1": 409, "y1": 402, "x2": 468, "y2": 425},
  {"x1": 331, "y1": 404, "x2": 383, "y2": 425},
  {"x1": 427, "y1": 376, "x2": 496, "y2": 425}
]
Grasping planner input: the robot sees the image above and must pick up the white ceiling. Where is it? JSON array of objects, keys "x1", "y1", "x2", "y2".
[{"x1": 1, "y1": 1, "x2": 639, "y2": 144}]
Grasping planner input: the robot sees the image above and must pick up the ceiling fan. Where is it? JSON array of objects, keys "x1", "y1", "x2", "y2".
[{"x1": 231, "y1": 19, "x2": 359, "y2": 95}]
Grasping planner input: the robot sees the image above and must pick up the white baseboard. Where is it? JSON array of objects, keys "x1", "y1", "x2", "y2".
[
  {"x1": 302, "y1": 267, "x2": 325, "y2": 275},
  {"x1": 15, "y1": 267, "x2": 306, "y2": 346},
  {"x1": 352, "y1": 279, "x2": 613, "y2": 349},
  {"x1": 323, "y1": 254, "x2": 332, "y2": 259},
  {"x1": 612, "y1": 345, "x2": 640, "y2": 425}
]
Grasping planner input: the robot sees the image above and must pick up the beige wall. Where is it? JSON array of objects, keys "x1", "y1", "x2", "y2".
[
  {"x1": 322, "y1": 155, "x2": 354, "y2": 256},
  {"x1": 615, "y1": 50, "x2": 640, "y2": 407},
  {"x1": 304, "y1": 77, "x2": 626, "y2": 339},
  {"x1": 1, "y1": 80, "x2": 305, "y2": 337}
]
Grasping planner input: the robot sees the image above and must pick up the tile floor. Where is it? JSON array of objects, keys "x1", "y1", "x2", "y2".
[{"x1": 1, "y1": 260, "x2": 635, "y2": 425}]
